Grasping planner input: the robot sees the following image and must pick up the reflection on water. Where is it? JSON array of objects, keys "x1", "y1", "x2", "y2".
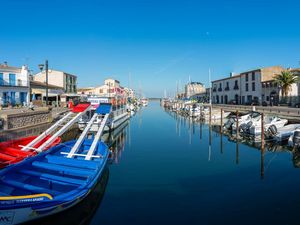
[{"x1": 166, "y1": 109, "x2": 299, "y2": 178}]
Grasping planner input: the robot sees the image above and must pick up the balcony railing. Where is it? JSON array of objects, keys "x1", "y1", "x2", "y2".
[
  {"x1": 0, "y1": 80, "x2": 29, "y2": 87},
  {"x1": 212, "y1": 88, "x2": 217, "y2": 92},
  {"x1": 225, "y1": 87, "x2": 230, "y2": 91},
  {"x1": 218, "y1": 87, "x2": 222, "y2": 92},
  {"x1": 233, "y1": 85, "x2": 239, "y2": 90}
]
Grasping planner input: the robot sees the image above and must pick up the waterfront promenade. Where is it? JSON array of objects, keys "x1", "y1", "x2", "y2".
[{"x1": 210, "y1": 104, "x2": 300, "y2": 122}]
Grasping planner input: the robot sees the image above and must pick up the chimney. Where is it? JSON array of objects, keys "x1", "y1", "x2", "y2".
[
  {"x1": 3, "y1": 61, "x2": 8, "y2": 67},
  {"x1": 230, "y1": 72, "x2": 234, "y2": 77}
]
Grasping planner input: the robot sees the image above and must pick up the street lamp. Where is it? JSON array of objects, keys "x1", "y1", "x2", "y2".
[{"x1": 38, "y1": 60, "x2": 49, "y2": 105}]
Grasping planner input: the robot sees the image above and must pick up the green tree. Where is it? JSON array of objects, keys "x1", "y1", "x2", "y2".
[{"x1": 274, "y1": 70, "x2": 299, "y2": 97}]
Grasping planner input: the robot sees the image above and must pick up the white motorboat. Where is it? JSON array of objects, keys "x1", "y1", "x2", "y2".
[
  {"x1": 141, "y1": 98, "x2": 149, "y2": 106},
  {"x1": 229, "y1": 112, "x2": 261, "y2": 131},
  {"x1": 271, "y1": 124, "x2": 300, "y2": 142},
  {"x1": 288, "y1": 128, "x2": 300, "y2": 148},
  {"x1": 78, "y1": 97, "x2": 129, "y2": 132},
  {"x1": 247, "y1": 116, "x2": 288, "y2": 135}
]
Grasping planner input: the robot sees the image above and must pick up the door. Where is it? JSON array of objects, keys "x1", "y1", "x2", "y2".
[
  {"x1": 9, "y1": 74, "x2": 16, "y2": 86},
  {"x1": 11, "y1": 92, "x2": 16, "y2": 105},
  {"x1": 20, "y1": 92, "x2": 27, "y2": 105}
]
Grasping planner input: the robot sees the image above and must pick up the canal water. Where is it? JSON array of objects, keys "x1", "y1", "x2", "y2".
[{"x1": 29, "y1": 101, "x2": 300, "y2": 225}]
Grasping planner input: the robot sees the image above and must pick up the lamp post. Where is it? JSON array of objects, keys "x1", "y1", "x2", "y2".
[{"x1": 38, "y1": 60, "x2": 49, "y2": 105}]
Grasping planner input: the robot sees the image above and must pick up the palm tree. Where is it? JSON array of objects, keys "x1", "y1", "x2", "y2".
[{"x1": 274, "y1": 70, "x2": 299, "y2": 97}]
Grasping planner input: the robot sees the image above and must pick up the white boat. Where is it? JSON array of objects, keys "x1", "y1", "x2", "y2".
[
  {"x1": 201, "y1": 109, "x2": 230, "y2": 120},
  {"x1": 247, "y1": 116, "x2": 288, "y2": 135},
  {"x1": 78, "y1": 97, "x2": 129, "y2": 132},
  {"x1": 189, "y1": 105, "x2": 201, "y2": 117},
  {"x1": 229, "y1": 112, "x2": 261, "y2": 131},
  {"x1": 141, "y1": 98, "x2": 149, "y2": 106},
  {"x1": 288, "y1": 128, "x2": 300, "y2": 147},
  {"x1": 272, "y1": 124, "x2": 300, "y2": 142}
]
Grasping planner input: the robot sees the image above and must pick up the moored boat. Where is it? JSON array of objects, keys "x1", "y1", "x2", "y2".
[
  {"x1": 0, "y1": 138, "x2": 109, "y2": 224},
  {"x1": 0, "y1": 136, "x2": 61, "y2": 169},
  {"x1": 270, "y1": 124, "x2": 300, "y2": 142},
  {"x1": 79, "y1": 97, "x2": 129, "y2": 132}
]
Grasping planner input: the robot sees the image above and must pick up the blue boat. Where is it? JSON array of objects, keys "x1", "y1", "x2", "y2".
[{"x1": 0, "y1": 139, "x2": 109, "y2": 224}]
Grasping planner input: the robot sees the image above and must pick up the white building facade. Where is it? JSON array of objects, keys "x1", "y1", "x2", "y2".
[
  {"x1": 212, "y1": 66, "x2": 284, "y2": 105},
  {"x1": 0, "y1": 63, "x2": 30, "y2": 106}
]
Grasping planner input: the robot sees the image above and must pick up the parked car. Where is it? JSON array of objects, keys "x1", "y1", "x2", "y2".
[{"x1": 262, "y1": 101, "x2": 268, "y2": 106}]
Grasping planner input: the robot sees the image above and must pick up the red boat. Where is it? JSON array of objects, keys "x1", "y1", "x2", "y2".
[{"x1": 0, "y1": 135, "x2": 61, "y2": 169}]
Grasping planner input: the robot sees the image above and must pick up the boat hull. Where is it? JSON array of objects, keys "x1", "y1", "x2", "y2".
[
  {"x1": 79, "y1": 112, "x2": 129, "y2": 132},
  {"x1": 0, "y1": 136, "x2": 61, "y2": 169},
  {"x1": 0, "y1": 139, "x2": 108, "y2": 224}
]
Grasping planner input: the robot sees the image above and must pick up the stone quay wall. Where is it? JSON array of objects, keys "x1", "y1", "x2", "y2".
[{"x1": 0, "y1": 110, "x2": 51, "y2": 131}]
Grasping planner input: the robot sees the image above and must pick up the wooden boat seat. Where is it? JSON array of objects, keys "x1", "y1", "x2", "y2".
[
  {"x1": 32, "y1": 161, "x2": 94, "y2": 177},
  {"x1": 19, "y1": 169, "x2": 86, "y2": 186},
  {"x1": 1, "y1": 179, "x2": 60, "y2": 196},
  {"x1": 45, "y1": 155, "x2": 99, "y2": 170}
]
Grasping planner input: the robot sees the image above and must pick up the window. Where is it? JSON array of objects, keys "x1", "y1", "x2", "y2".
[
  {"x1": 9, "y1": 74, "x2": 16, "y2": 86},
  {"x1": 246, "y1": 83, "x2": 249, "y2": 91},
  {"x1": 266, "y1": 96, "x2": 270, "y2": 101},
  {"x1": 0, "y1": 73, "x2": 3, "y2": 85},
  {"x1": 246, "y1": 74, "x2": 248, "y2": 82},
  {"x1": 252, "y1": 82, "x2": 255, "y2": 91},
  {"x1": 252, "y1": 72, "x2": 255, "y2": 80},
  {"x1": 262, "y1": 94, "x2": 265, "y2": 101}
]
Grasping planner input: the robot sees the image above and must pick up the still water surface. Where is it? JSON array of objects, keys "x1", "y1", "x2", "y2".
[{"x1": 30, "y1": 101, "x2": 300, "y2": 225}]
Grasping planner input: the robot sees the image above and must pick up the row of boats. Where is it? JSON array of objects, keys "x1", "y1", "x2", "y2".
[
  {"x1": 223, "y1": 111, "x2": 300, "y2": 147},
  {"x1": 0, "y1": 96, "x2": 139, "y2": 224},
  {"x1": 163, "y1": 100, "x2": 300, "y2": 149}
]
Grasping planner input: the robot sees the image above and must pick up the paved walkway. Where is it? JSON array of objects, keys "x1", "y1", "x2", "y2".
[{"x1": 210, "y1": 104, "x2": 300, "y2": 117}]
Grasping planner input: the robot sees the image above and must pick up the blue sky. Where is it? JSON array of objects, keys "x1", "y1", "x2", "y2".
[{"x1": 1, "y1": 0, "x2": 300, "y2": 97}]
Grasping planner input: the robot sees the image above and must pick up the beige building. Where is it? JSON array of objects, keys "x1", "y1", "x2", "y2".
[
  {"x1": 34, "y1": 69, "x2": 77, "y2": 94},
  {"x1": 78, "y1": 78, "x2": 125, "y2": 98},
  {"x1": 185, "y1": 82, "x2": 206, "y2": 98},
  {"x1": 262, "y1": 68, "x2": 300, "y2": 106}
]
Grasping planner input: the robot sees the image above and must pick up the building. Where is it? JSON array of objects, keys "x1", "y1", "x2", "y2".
[
  {"x1": 79, "y1": 78, "x2": 125, "y2": 98},
  {"x1": 185, "y1": 82, "x2": 206, "y2": 98},
  {"x1": 0, "y1": 62, "x2": 30, "y2": 106},
  {"x1": 77, "y1": 87, "x2": 95, "y2": 95},
  {"x1": 261, "y1": 68, "x2": 300, "y2": 106},
  {"x1": 34, "y1": 69, "x2": 77, "y2": 94},
  {"x1": 190, "y1": 88, "x2": 211, "y2": 103},
  {"x1": 212, "y1": 73, "x2": 240, "y2": 104},
  {"x1": 34, "y1": 69, "x2": 78, "y2": 106},
  {"x1": 30, "y1": 79, "x2": 65, "y2": 106},
  {"x1": 212, "y1": 66, "x2": 284, "y2": 105}
]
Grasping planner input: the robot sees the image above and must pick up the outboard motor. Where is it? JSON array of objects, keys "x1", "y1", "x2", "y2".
[
  {"x1": 224, "y1": 118, "x2": 235, "y2": 130},
  {"x1": 239, "y1": 123, "x2": 248, "y2": 133},
  {"x1": 293, "y1": 130, "x2": 300, "y2": 147},
  {"x1": 267, "y1": 124, "x2": 278, "y2": 137}
]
